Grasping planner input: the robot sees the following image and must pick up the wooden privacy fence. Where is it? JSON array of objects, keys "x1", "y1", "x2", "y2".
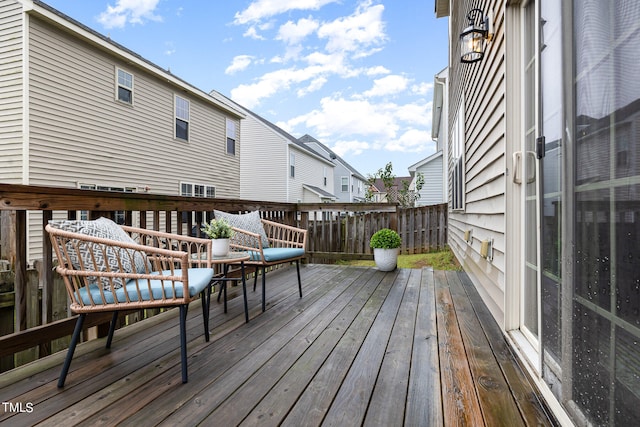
[{"x1": 299, "y1": 203, "x2": 448, "y2": 262}]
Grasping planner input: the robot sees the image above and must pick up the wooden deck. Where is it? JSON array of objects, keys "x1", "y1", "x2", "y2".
[{"x1": 0, "y1": 265, "x2": 556, "y2": 426}]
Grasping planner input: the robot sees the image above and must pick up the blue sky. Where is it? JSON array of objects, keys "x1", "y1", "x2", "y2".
[{"x1": 42, "y1": 0, "x2": 449, "y2": 178}]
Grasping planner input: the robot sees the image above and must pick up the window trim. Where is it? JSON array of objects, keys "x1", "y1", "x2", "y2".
[
  {"x1": 226, "y1": 118, "x2": 236, "y2": 155},
  {"x1": 450, "y1": 103, "x2": 465, "y2": 211},
  {"x1": 180, "y1": 182, "x2": 215, "y2": 198},
  {"x1": 290, "y1": 152, "x2": 295, "y2": 178},
  {"x1": 115, "y1": 67, "x2": 134, "y2": 105},
  {"x1": 341, "y1": 176, "x2": 349, "y2": 192},
  {"x1": 175, "y1": 95, "x2": 190, "y2": 141}
]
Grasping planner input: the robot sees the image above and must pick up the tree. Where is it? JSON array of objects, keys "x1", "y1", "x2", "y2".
[{"x1": 365, "y1": 162, "x2": 424, "y2": 208}]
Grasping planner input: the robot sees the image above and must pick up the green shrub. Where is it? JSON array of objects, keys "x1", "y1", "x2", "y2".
[{"x1": 369, "y1": 228, "x2": 401, "y2": 249}]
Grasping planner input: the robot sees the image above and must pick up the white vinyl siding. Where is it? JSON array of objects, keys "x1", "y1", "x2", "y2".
[
  {"x1": 0, "y1": 0, "x2": 24, "y2": 184},
  {"x1": 414, "y1": 152, "x2": 444, "y2": 206},
  {"x1": 231, "y1": 109, "x2": 288, "y2": 202},
  {"x1": 289, "y1": 146, "x2": 327, "y2": 203},
  {"x1": 26, "y1": 15, "x2": 239, "y2": 198},
  {"x1": 448, "y1": 2, "x2": 506, "y2": 321}
]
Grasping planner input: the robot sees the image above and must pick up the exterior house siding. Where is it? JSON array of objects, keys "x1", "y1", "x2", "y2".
[
  {"x1": 411, "y1": 151, "x2": 445, "y2": 206},
  {"x1": 238, "y1": 114, "x2": 288, "y2": 202},
  {"x1": 448, "y1": 0, "x2": 506, "y2": 322},
  {"x1": 27, "y1": 16, "x2": 239, "y2": 197},
  {"x1": 0, "y1": 0, "x2": 24, "y2": 184},
  {"x1": 299, "y1": 135, "x2": 366, "y2": 202},
  {"x1": 290, "y1": 145, "x2": 330, "y2": 203},
  {"x1": 209, "y1": 91, "x2": 336, "y2": 204}
]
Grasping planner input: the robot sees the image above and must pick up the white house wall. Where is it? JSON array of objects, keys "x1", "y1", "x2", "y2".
[
  {"x1": 415, "y1": 153, "x2": 444, "y2": 205},
  {"x1": 0, "y1": 0, "x2": 24, "y2": 184},
  {"x1": 238, "y1": 115, "x2": 288, "y2": 202},
  {"x1": 289, "y1": 145, "x2": 333, "y2": 203}
]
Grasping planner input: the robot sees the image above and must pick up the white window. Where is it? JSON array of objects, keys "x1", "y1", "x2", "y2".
[
  {"x1": 226, "y1": 119, "x2": 236, "y2": 155},
  {"x1": 341, "y1": 177, "x2": 349, "y2": 192},
  {"x1": 290, "y1": 153, "x2": 295, "y2": 178},
  {"x1": 180, "y1": 182, "x2": 215, "y2": 198},
  {"x1": 116, "y1": 68, "x2": 133, "y2": 104},
  {"x1": 175, "y1": 95, "x2": 190, "y2": 140},
  {"x1": 451, "y1": 104, "x2": 465, "y2": 210}
]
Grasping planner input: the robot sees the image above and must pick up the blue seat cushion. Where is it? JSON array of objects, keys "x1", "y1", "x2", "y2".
[
  {"x1": 75, "y1": 268, "x2": 213, "y2": 305},
  {"x1": 249, "y1": 248, "x2": 305, "y2": 262}
]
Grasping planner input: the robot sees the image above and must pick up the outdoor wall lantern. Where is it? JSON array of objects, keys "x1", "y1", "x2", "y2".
[{"x1": 460, "y1": 8, "x2": 493, "y2": 63}]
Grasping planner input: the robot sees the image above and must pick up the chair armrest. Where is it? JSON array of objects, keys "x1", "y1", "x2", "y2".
[
  {"x1": 260, "y1": 219, "x2": 307, "y2": 249},
  {"x1": 229, "y1": 227, "x2": 265, "y2": 255},
  {"x1": 121, "y1": 225, "x2": 212, "y2": 268}
]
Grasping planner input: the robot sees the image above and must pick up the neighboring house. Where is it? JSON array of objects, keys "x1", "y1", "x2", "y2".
[
  {"x1": 371, "y1": 177, "x2": 413, "y2": 205},
  {"x1": 408, "y1": 151, "x2": 444, "y2": 206},
  {"x1": 438, "y1": 0, "x2": 639, "y2": 425},
  {"x1": 0, "y1": 0, "x2": 244, "y2": 261},
  {"x1": 210, "y1": 92, "x2": 337, "y2": 204},
  {"x1": 298, "y1": 134, "x2": 368, "y2": 203}
]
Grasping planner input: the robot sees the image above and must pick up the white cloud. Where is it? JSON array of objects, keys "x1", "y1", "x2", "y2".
[
  {"x1": 283, "y1": 94, "x2": 434, "y2": 155},
  {"x1": 231, "y1": 66, "x2": 327, "y2": 108},
  {"x1": 276, "y1": 17, "x2": 319, "y2": 45},
  {"x1": 331, "y1": 139, "x2": 371, "y2": 156},
  {"x1": 297, "y1": 77, "x2": 328, "y2": 96},
  {"x1": 317, "y1": 3, "x2": 386, "y2": 53},
  {"x1": 234, "y1": 0, "x2": 339, "y2": 25},
  {"x1": 365, "y1": 66, "x2": 390, "y2": 76},
  {"x1": 411, "y1": 82, "x2": 433, "y2": 95},
  {"x1": 362, "y1": 74, "x2": 410, "y2": 98},
  {"x1": 243, "y1": 26, "x2": 266, "y2": 40},
  {"x1": 292, "y1": 96, "x2": 399, "y2": 139},
  {"x1": 98, "y1": 0, "x2": 162, "y2": 29},
  {"x1": 386, "y1": 129, "x2": 431, "y2": 152},
  {"x1": 225, "y1": 55, "x2": 254, "y2": 75}
]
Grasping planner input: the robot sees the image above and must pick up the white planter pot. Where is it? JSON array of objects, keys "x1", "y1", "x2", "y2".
[
  {"x1": 212, "y1": 238, "x2": 230, "y2": 257},
  {"x1": 373, "y1": 248, "x2": 399, "y2": 272}
]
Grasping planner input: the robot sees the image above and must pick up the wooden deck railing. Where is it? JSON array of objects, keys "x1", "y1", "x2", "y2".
[{"x1": 0, "y1": 184, "x2": 447, "y2": 372}]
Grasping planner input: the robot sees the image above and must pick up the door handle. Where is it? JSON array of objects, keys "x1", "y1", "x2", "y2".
[{"x1": 512, "y1": 152, "x2": 522, "y2": 184}]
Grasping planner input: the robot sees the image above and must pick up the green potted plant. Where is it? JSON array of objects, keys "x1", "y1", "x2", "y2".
[
  {"x1": 201, "y1": 218, "x2": 235, "y2": 256},
  {"x1": 369, "y1": 228, "x2": 401, "y2": 271}
]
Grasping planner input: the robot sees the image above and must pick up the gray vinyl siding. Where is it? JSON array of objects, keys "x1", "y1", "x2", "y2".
[
  {"x1": 26, "y1": 15, "x2": 239, "y2": 197},
  {"x1": 238, "y1": 114, "x2": 288, "y2": 202},
  {"x1": 0, "y1": 0, "x2": 24, "y2": 183},
  {"x1": 448, "y1": 0, "x2": 506, "y2": 321}
]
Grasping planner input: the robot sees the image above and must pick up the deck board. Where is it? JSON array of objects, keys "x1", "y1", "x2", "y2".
[{"x1": 0, "y1": 265, "x2": 557, "y2": 427}]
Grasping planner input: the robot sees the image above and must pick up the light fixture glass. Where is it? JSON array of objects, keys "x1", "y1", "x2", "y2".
[{"x1": 460, "y1": 8, "x2": 490, "y2": 63}]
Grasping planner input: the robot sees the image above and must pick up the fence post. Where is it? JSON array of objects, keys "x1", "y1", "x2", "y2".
[
  {"x1": 389, "y1": 205, "x2": 398, "y2": 232},
  {"x1": 15, "y1": 210, "x2": 27, "y2": 333}
]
